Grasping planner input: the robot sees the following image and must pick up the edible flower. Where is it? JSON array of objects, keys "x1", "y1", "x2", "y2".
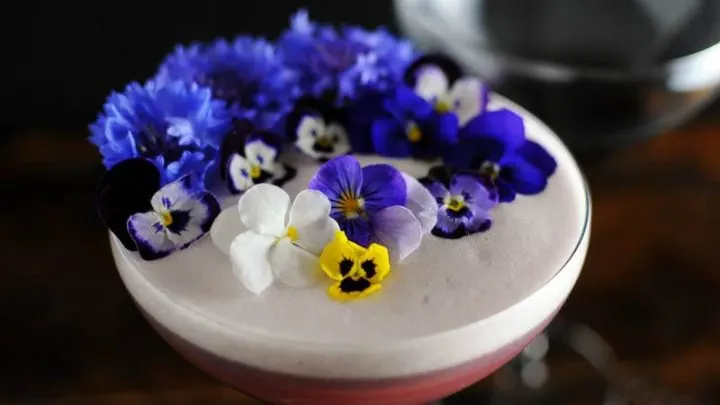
[
  {"x1": 370, "y1": 86, "x2": 459, "y2": 158},
  {"x1": 443, "y1": 109, "x2": 557, "y2": 202},
  {"x1": 229, "y1": 184, "x2": 339, "y2": 295},
  {"x1": 309, "y1": 155, "x2": 424, "y2": 261},
  {"x1": 404, "y1": 54, "x2": 489, "y2": 127},
  {"x1": 89, "y1": 80, "x2": 232, "y2": 187},
  {"x1": 420, "y1": 167, "x2": 498, "y2": 239},
  {"x1": 286, "y1": 97, "x2": 351, "y2": 161},
  {"x1": 126, "y1": 174, "x2": 221, "y2": 260},
  {"x1": 155, "y1": 36, "x2": 301, "y2": 131},
  {"x1": 320, "y1": 231, "x2": 391, "y2": 301},
  {"x1": 277, "y1": 9, "x2": 418, "y2": 104}
]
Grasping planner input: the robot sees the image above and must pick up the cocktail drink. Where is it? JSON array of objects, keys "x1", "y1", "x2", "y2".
[{"x1": 109, "y1": 95, "x2": 590, "y2": 405}]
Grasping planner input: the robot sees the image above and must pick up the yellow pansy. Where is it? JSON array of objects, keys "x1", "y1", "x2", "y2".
[{"x1": 320, "y1": 231, "x2": 391, "y2": 301}]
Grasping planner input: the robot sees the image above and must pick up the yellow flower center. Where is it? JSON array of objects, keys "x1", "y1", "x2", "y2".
[
  {"x1": 285, "y1": 226, "x2": 299, "y2": 242},
  {"x1": 338, "y1": 192, "x2": 365, "y2": 219},
  {"x1": 445, "y1": 196, "x2": 466, "y2": 212},
  {"x1": 250, "y1": 164, "x2": 262, "y2": 179},
  {"x1": 406, "y1": 122, "x2": 423, "y2": 143},
  {"x1": 434, "y1": 100, "x2": 451, "y2": 113},
  {"x1": 160, "y1": 211, "x2": 173, "y2": 226},
  {"x1": 316, "y1": 137, "x2": 333, "y2": 147}
]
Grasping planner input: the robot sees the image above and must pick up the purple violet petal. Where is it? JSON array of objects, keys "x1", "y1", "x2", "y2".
[
  {"x1": 127, "y1": 212, "x2": 176, "y2": 260},
  {"x1": 360, "y1": 164, "x2": 407, "y2": 213},
  {"x1": 341, "y1": 217, "x2": 373, "y2": 247},
  {"x1": 371, "y1": 205, "x2": 423, "y2": 262},
  {"x1": 450, "y1": 173, "x2": 497, "y2": 211},
  {"x1": 309, "y1": 155, "x2": 363, "y2": 203}
]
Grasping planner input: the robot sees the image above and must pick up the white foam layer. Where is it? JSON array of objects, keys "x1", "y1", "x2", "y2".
[{"x1": 112, "y1": 95, "x2": 590, "y2": 379}]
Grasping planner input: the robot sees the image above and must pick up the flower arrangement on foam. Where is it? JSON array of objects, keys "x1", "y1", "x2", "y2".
[{"x1": 209, "y1": 155, "x2": 437, "y2": 300}]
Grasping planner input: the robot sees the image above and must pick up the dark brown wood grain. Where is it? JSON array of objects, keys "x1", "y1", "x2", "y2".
[{"x1": 1, "y1": 111, "x2": 718, "y2": 404}]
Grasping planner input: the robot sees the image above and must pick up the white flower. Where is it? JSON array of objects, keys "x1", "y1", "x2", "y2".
[
  {"x1": 227, "y1": 184, "x2": 339, "y2": 294},
  {"x1": 414, "y1": 65, "x2": 488, "y2": 127}
]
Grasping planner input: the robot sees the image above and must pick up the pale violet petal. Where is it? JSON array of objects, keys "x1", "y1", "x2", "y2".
[
  {"x1": 127, "y1": 212, "x2": 176, "y2": 260},
  {"x1": 295, "y1": 116, "x2": 326, "y2": 159},
  {"x1": 449, "y1": 77, "x2": 486, "y2": 127},
  {"x1": 371, "y1": 206, "x2": 423, "y2": 262},
  {"x1": 287, "y1": 189, "x2": 339, "y2": 255},
  {"x1": 227, "y1": 154, "x2": 255, "y2": 193},
  {"x1": 414, "y1": 65, "x2": 449, "y2": 102},
  {"x1": 237, "y1": 183, "x2": 290, "y2": 237},
  {"x1": 151, "y1": 174, "x2": 194, "y2": 213},
  {"x1": 210, "y1": 207, "x2": 246, "y2": 255},
  {"x1": 244, "y1": 139, "x2": 277, "y2": 172},
  {"x1": 402, "y1": 172, "x2": 438, "y2": 235},
  {"x1": 230, "y1": 231, "x2": 275, "y2": 295},
  {"x1": 269, "y1": 238, "x2": 322, "y2": 288}
]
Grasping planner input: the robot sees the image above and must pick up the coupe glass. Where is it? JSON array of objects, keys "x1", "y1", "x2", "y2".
[{"x1": 111, "y1": 95, "x2": 590, "y2": 405}]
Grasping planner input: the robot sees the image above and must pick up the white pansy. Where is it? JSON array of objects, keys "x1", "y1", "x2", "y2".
[
  {"x1": 414, "y1": 67, "x2": 488, "y2": 127},
  {"x1": 222, "y1": 184, "x2": 339, "y2": 294}
]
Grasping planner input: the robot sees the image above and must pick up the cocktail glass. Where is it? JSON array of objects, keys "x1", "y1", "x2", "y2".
[{"x1": 110, "y1": 95, "x2": 590, "y2": 405}]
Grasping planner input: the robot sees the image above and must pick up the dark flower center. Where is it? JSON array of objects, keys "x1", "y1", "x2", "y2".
[
  {"x1": 339, "y1": 276, "x2": 372, "y2": 293},
  {"x1": 196, "y1": 69, "x2": 260, "y2": 109},
  {"x1": 136, "y1": 125, "x2": 184, "y2": 164},
  {"x1": 163, "y1": 209, "x2": 191, "y2": 234},
  {"x1": 479, "y1": 161, "x2": 501, "y2": 181}
]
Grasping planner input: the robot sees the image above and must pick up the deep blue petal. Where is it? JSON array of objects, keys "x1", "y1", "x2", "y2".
[
  {"x1": 308, "y1": 155, "x2": 363, "y2": 202},
  {"x1": 495, "y1": 178, "x2": 517, "y2": 203},
  {"x1": 443, "y1": 136, "x2": 505, "y2": 171},
  {"x1": 360, "y1": 164, "x2": 407, "y2": 212},
  {"x1": 433, "y1": 113, "x2": 460, "y2": 145},
  {"x1": 501, "y1": 157, "x2": 548, "y2": 195},
  {"x1": 340, "y1": 217, "x2": 373, "y2": 247},
  {"x1": 517, "y1": 140, "x2": 557, "y2": 177},
  {"x1": 461, "y1": 109, "x2": 525, "y2": 152},
  {"x1": 371, "y1": 119, "x2": 411, "y2": 157},
  {"x1": 395, "y1": 86, "x2": 433, "y2": 120},
  {"x1": 431, "y1": 208, "x2": 465, "y2": 239}
]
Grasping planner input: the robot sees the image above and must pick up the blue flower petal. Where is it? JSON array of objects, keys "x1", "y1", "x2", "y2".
[
  {"x1": 127, "y1": 212, "x2": 177, "y2": 260},
  {"x1": 517, "y1": 140, "x2": 557, "y2": 177},
  {"x1": 434, "y1": 113, "x2": 460, "y2": 145},
  {"x1": 309, "y1": 155, "x2": 363, "y2": 203},
  {"x1": 395, "y1": 86, "x2": 433, "y2": 120},
  {"x1": 461, "y1": 109, "x2": 525, "y2": 152},
  {"x1": 502, "y1": 156, "x2": 548, "y2": 195},
  {"x1": 432, "y1": 208, "x2": 464, "y2": 239},
  {"x1": 495, "y1": 178, "x2": 517, "y2": 203},
  {"x1": 340, "y1": 217, "x2": 373, "y2": 247},
  {"x1": 360, "y1": 164, "x2": 407, "y2": 213},
  {"x1": 371, "y1": 118, "x2": 411, "y2": 157}
]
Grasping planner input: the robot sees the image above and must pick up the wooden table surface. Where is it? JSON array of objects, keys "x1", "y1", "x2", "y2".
[{"x1": 1, "y1": 108, "x2": 718, "y2": 404}]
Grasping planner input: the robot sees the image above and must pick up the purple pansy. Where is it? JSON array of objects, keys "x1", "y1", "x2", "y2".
[
  {"x1": 370, "y1": 86, "x2": 459, "y2": 159},
  {"x1": 309, "y1": 155, "x2": 424, "y2": 261},
  {"x1": 127, "y1": 174, "x2": 220, "y2": 260},
  {"x1": 443, "y1": 109, "x2": 557, "y2": 202},
  {"x1": 420, "y1": 166, "x2": 498, "y2": 239},
  {"x1": 221, "y1": 119, "x2": 296, "y2": 194}
]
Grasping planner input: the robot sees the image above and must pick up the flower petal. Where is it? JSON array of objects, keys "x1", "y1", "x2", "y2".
[
  {"x1": 360, "y1": 164, "x2": 407, "y2": 212},
  {"x1": 502, "y1": 157, "x2": 549, "y2": 195},
  {"x1": 448, "y1": 77, "x2": 488, "y2": 127},
  {"x1": 269, "y1": 239, "x2": 322, "y2": 288},
  {"x1": 340, "y1": 217, "x2": 373, "y2": 247},
  {"x1": 309, "y1": 155, "x2": 363, "y2": 203},
  {"x1": 413, "y1": 65, "x2": 449, "y2": 103},
  {"x1": 461, "y1": 109, "x2": 526, "y2": 152},
  {"x1": 96, "y1": 158, "x2": 160, "y2": 250},
  {"x1": 164, "y1": 191, "x2": 221, "y2": 249},
  {"x1": 230, "y1": 231, "x2": 275, "y2": 295},
  {"x1": 402, "y1": 173, "x2": 438, "y2": 234},
  {"x1": 226, "y1": 153, "x2": 255, "y2": 194},
  {"x1": 433, "y1": 112, "x2": 460, "y2": 145},
  {"x1": 371, "y1": 206, "x2": 423, "y2": 262},
  {"x1": 396, "y1": 86, "x2": 433, "y2": 120},
  {"x1": 517, "y1": 140, "x2": 557, "y2": 177},
  {"x1": 450, "y1": 173, "x2": 497, "y2": 211},
  {"x1": 237, "y1": 183, "x2": 290, "y2": 237},
  {"x1": 432, "y1": 208, "x2": 464, "y2": 239},
  {"x1": 293, "y1": 114, "x2": 326, "y2": 159},
  {"x1": 371, "y1": 118, "x2": 411, "y2": 157},
  {"x1": 210, "y1": 207, "x2": 246, "y2": 255},
  {"x1": 244, "y1": 136, "x2": 278, "y2": 172},
  {"x1": 151, "y1": 174, "x2": 195, "y2": 212},
  {"x1": 287, "y1": 190, "x2": 339, "y2": 255},
  {"x1": 127, "y1": 212, "x2": 177, "y2": 260}
]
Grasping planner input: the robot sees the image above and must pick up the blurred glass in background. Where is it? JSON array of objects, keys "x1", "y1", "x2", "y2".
[{"x1": 394, "y1": 0, "x2": 720, "y2": 156}]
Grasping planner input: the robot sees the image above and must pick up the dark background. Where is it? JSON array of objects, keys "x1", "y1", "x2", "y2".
[{"x1": 5, "y1": 0, "x2": 394, "y2": 134}]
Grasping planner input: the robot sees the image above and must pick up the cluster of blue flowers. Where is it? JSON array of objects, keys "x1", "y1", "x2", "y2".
[
  {"x1": 91, "y1": 9, "x2": 557, "y2": 244},
  {"x1": 89, "y1": 9, "x2": 417, "y2": 188}
]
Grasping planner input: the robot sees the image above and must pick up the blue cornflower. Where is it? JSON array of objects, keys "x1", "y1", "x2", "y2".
[
  {"x1": 89, "y1": 80, "x2": 232, "y2": 186},
  {"x1": 277, "y1": 9, "x2": 419, "y2": 104},
  {"x1": 155, "y1": 37, "x2": 301, "y2": 131},
  {"x1": 370, "y1": 86, "x2": 459, "y2": 158},
  {"x1": 443, "y1": 109, "x2": 557, "y2": 202}
]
